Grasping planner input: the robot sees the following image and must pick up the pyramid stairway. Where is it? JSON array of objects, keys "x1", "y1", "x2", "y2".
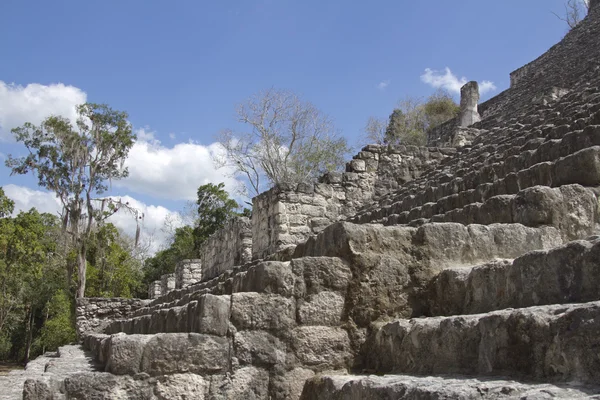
[{"x1": 17, "y1": 4, "x2": 600, "y2": 400}]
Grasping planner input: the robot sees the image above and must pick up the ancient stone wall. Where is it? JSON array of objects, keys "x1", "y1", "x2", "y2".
[
  {"x1": 148, "y1": 281, "x2": 161, "y2": 299},
  {"x1": 75, "y1": 297, "x2": 150, "y2": 338},
  {"x1": 251, "y1": 145, "x2": 452, "y2": 259},
  {"x1": 200, "y1": 217, "x2": 252, "y2": 281},
  {"x1": 161, "y1": 273, "x2": 176, "y2": 295},
  {"x1": 479, "y1": 7, "x2": 600, "y2": 127},
  {"x1": 427, "y1": 119, "x2": 458, "y2": 147},
  {"x1": 175, "y1": 259, "x2": 202, "y2": 289}
]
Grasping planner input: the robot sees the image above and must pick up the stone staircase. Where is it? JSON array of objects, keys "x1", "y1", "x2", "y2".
[
  {"x1": 16, "y1": 3, "x2": 600, "y2": 400},
  {"x1": 0, "y1": 345, "x2": 101, "y2": 400}
]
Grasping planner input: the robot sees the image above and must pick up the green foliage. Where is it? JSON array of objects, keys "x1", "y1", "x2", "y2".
[
  {"x1": 0, "y1": 188, "x2": 14, "y2": 218},
  {"x1": 0, "y1": 206, "x2": 71, "y2": 362},
  {"x1": 194, "y1": 183, "x2": 240, "y2": 249},
  {"x1": 423, "y1": 90, "x2": 461, "y2": 128},
  {"x1": 85, "y1": 224, "x2": 143, "y2": 298},
  {"x1": 383, "y1": 91, "x2": 459, "y2": 147},
  {"x1": 34, "y1": 290, "x2": 76, "y2": 353},
  {"x1": 6, "y1": 103, "x2": 137, "y2": 298},
  {"x1": 142, "y1": 226, "x2": 196, "y2": 289}
]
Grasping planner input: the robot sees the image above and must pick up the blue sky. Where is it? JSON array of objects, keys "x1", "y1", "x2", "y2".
[{"x1": 0, "y1": 0, "x2": 577, "y2": 250}]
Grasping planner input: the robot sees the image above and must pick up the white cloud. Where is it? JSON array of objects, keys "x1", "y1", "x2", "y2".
[
  {"x1": 117, "y1": 132, "x2": 239, "y2": 201},
  {"x1": 420, "y1": 68, "x2": 496, "y2": 95},
  {"x1": 3, "y1": 184, "x2": 63, "y2": 215},
  {"x1": 479, "y1": 80, "x2": 497, "y2": 94},
  {"x1": 2, "y1": 184, "x2": 180, "y2": 255},
  {"x1": 0, "y1": 81, "x2": 87, "y2": 141},
  {"x1": 377, "y1": 80, "x2": 390, "y2": 90},
  {"x1": 169, "y1": 133, "x2": 176, "y2": 140}
]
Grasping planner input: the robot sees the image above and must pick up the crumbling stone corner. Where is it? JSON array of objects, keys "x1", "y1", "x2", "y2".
[{"x1": 459, "y1": 81, "x2": 481, "y2": 127}]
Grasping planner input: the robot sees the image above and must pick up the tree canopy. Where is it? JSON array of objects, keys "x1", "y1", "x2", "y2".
[
  {"x1": 6, "y1": 103, "x2": 138, "y2": 298},
  {"x1": 365, "y1": 90, "x2": 460, "y2": 147},
  {"x1": 214, "y1": 88, "x2": 349, "y2": 197}
]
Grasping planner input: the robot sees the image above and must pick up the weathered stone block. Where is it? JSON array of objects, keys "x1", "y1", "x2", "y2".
[
  {"x1": 231, "y1": 293, "x2": 296, "y2": 331},
  {"x1": 193, "y1": 294, "x2": 230, "y2": 336},
  {"x1": 298, "y1": 291, "x2": 345, "y2": 326},
  {"x1": 291, "y1": 326, "x2": 351, "y2": 370},
  {"x1": 105, "y1": 334, "x2": 151, "y2": 375},
  {"x1": 233, "y1": 330, "x2": 286, "y2": 367},
  {"x1": 554, "y1": 146, "x2": 600, "y2": 186},
  {"x1": 141, "y1": 333, "x2": 229, "y2": 376}
]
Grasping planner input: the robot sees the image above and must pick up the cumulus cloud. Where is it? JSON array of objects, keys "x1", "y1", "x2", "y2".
[
  {"x1": 2, "y1": 184, "x2": 180, "y2": 254},
  {"x1": 0, "y1": 81, "x2": 87, "y2": 141},
  {"x1": 377, "y1": 80, "x2": 391, "y2": 90},
  {"x1": 420, "y1": 68, "x2": 496, "y2": 95},
  {"x1": 117, "y1": 130, "x2": 239, "y2": 201},
  {"x1": 479, "y1": 80, "x2": 498, "y2": 94},
  {"x1": 3, "y1": 184, "x2": 63, "y2": 215}
]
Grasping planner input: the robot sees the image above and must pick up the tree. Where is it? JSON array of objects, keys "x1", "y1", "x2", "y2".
[
  {"x1": 372, "y1": 90, "x2": 459, "y2": 147},
  {"x1": 85, "y1": 223, "x2": 144, "y2": 298},
  {"x1": 384, "y1": 98, "x2": 427, "y2": 146},
  {"x1": 6, "y1": 103, "x2": 138, "y2": 298},
  {"x1": 363, "y1": 116, "x2": 387, "y2": 145},
  {"x1": 553, "y1": 0, "x2": 589, "y2": 29},
  {"x1": 194, "y1": 183, "x2": 240, "y2": 249},
  {"x1": 423, "y1": 89, "x2": 461, "y2": 128},
  {"x1": 215, "y1": 88, "x2": 349, "y2": 197},
  {"x1": 0, "y1": 208, "x2": 66, "y2": 363},
  {"x1": 0, "y1": 188, "x2": 14, "y2": 218}
]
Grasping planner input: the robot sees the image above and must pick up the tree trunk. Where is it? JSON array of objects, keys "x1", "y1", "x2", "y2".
[
  {"x1": 76, "y1": 243, "x2": 87, "y2": 298},
  {"x1": 23, "y1": 305, "x2": 33, "y2": 365}
]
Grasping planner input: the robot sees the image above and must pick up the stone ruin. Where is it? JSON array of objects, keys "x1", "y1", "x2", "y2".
[{"x1": 5, "y1": 4, "x2": 600, "y2": 399}]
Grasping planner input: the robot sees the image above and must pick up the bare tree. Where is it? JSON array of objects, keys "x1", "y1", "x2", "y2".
[
  {"x1": 214, "y1": 88, "x2": 349, "y2": 197},
  {"x1": 553, "y1": 0, "x2": 590, "y2": 29},
  {"x1": 363, "y1": 116, "x2": 387, "y2": 145}
]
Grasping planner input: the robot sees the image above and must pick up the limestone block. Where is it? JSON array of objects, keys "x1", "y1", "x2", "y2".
[
  {"x1": 191, "y1": 294, "x2": 231, "y2": 336},
  {"x1": 154, "y1": 373, "x2": 208, "y2": 400},
  {"x1": 300, "y1": 374, "x2": 599, "y2": 400},
  {"x1": 141, "y1": 333, "x2": 229, "y2": 376},
  {"x1": 291, "y1": 326, "x2": 351, "y2": 369},
  {"x1": 476, "y1": 195, "x2": 514, "y2": 225},
  {"x1": 232, "y1": 261, "x2": 294, "y2": 296},
  {"x1": 270, "y1": 367, "x2": 315, "y2": 400},
  {"x1": 231, "y1": 293, "x2": 296, "y2": 331},
  {"x1": 208, "y1": 367, "x2": 269, "y2": 400},
  {"x1": 291, "y1": 257, "x2": 352, "y2": 298},
  {"x1": 105, "y1": 334, "x2": 152, "y2": 375},
  {"x1": 62, "y1": 373, "x2": 153, "y2": 400},
  {"x1": 366, "y1": 301, "x2": 600, "y2": 384},
  {"x1": 233, "y1": 330, "x2": 286, "y2": 366},
  {"x1": 298, "y1": 291, "x2": 345, "y2": 326},
  {"x1": 554, "y1": 146, "x2": 600, "y2": 186}
]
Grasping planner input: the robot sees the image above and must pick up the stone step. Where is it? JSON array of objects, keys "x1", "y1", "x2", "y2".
[
  {"x1": 358, "y1": 121, "x2": 600, "y2": 223},
  {"x1": 0, "y1": 345, "x2": 100, "y2": 400},
  {"x1": 425, "y1": 238, "x2": 600, "y2": 317},
  {"x1": 300, "y1": 374, "x2": 600, "y2": 399},
  {"x1": 131, "y1": 260, "x2": 293, "y2": 318},
  {"x1": 113, "y1": 222, "x2": 562, "y2": 338},
  {"x1": 105, "y1": 293, "x2": 232, "y2": 336},
  {"x1": 357, "y1": 136, "x2": 600, "y2": 226},
  {"x1": 380, "y1": 108, "x2": 600, "y2": 203},
  {"x1": 363, "y1": 301, "x2": 600, "y2": 385},
  {"x1": 391, "y1": 184, "x2": 597, "y2": 243}
]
